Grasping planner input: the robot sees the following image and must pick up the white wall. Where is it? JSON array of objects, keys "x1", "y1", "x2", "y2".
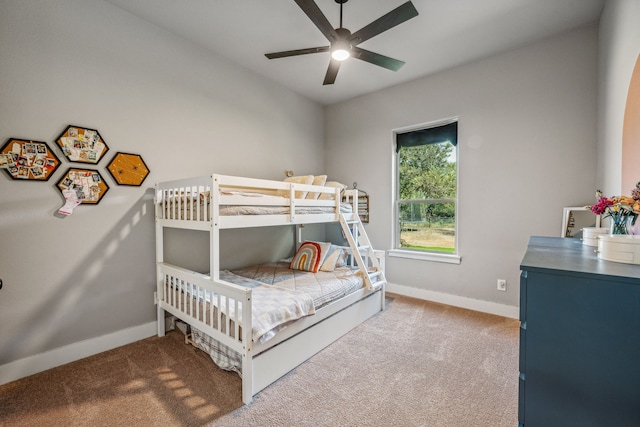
[
  {"x1": 325, "y1": 25, "x2": 599, "y2": 309},
  {"x1": 598, "y1": 0, "x2": 640, "y2": 196},
  {"x1": 0, "y1": 0, "x2": 324, "y2": 369}
]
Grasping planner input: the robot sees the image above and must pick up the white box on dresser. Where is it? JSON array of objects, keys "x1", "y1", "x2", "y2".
[
  {"x1": 581, "y1": 227, "x2": 609, "y2": 246},
  {"x1": 597, "y1": 234, "x2": 640, "y2": 264}
]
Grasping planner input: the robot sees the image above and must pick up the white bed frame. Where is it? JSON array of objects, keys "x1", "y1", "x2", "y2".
[{"x1": 154, "y1": 174, "x2": 386, "y2": 404}]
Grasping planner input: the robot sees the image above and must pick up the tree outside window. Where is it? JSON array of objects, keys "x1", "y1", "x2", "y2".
[{"x1": 396, "y1": 121, "x2": 457, "y2": 253}]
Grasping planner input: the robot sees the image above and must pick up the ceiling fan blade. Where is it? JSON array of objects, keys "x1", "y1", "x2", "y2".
[
  {"x1": 265, "y1": 46, "x2": 330, "y2": 59},
  {"x1": 350, "y1": 1, "x2": 418, "y2": 46},
  {"x1": 323, "y1": 59, "x2": 341, "y2": 85},
  {"x1": 294, "y1": 0, "x2": 338, "y2": 42},
  {"x1": 352, "y1": 47, "x2": 405, "y2": 71}
]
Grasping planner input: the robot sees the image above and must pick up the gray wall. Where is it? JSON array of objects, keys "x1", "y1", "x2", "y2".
[
  {"x1": 598, "y1": 0, "x2": 640, "y2": 196},
  {"x1": 325, "y1": 25, "x2": 599, "y2": 308},
  {"x1": 0, "y1": 0, "x2": 324, "y2": 366},
  {"x1": 1, "y1": 0, "x2": 619, "y2": 373}
]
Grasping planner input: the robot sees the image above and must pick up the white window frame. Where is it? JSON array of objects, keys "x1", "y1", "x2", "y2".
[{"x1": 389, "y1": 118, "x2": 461, "y2": 265}]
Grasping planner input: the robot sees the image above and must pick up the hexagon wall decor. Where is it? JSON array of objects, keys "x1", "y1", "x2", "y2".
[
  {"x1": 56, "y1": 125, "x2": 109, "y2": 164},
  {"x1": 106, "y1": 152, "x2": 150, "y2": 186},
  {"x1": 0, "y1": 138, "x2": 61, "y2": 181},
  {"x1": 57, "y1": 168, "x2": 109, "y2": 204}
]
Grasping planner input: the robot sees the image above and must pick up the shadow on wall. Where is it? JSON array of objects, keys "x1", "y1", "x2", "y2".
[
  {"x1": 1, "y1": 186, "x2": 332, "y2": 369},
  {"x1": 1, "y1": 188, "x2": 156, "y2": 366}
]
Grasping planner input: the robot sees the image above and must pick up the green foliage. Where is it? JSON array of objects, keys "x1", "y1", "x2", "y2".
[
  {"x1": 399, "y1": 142, "x2": 455, "y2": 199},
  {"x1": 399, "y1": 142, "x2": 456, "y2": 220}
]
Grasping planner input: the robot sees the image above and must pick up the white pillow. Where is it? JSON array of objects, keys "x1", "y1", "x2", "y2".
[
  {"x1": 318, "y1": 181, "x2": 346, "y2": 200},
  {"x1": 278, "y1": 175, "x2": 314, "y2": 198},
  {"x1": 335, "y1": 249, "x2": 348, "y2": 267},
  {"x1": 305, "y1": 175, "x2": 328, "y2": 199},
  {"x1": 320, "y1": 245, "x2": 343, "y2": 272}
]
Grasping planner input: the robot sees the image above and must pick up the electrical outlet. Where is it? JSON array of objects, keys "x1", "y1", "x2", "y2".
[{"x1": 497, "y1": 279, "x2": 507, "y2": 291}]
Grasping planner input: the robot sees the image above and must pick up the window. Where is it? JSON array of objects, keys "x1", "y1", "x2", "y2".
[{"x1": 394, "y1": 120, "x2": 458, "y2": 258}]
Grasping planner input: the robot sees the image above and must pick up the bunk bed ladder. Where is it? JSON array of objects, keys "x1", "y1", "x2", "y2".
[{"x1": 339, "y1": 214, "x2": 386, "y2": 291}]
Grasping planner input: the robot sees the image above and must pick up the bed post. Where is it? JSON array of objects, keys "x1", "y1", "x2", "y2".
[
  {"x1": 242, "y1": 338, "x2": 254, "y2": 404},
  {"x1": 378, "y1": 252, "x2": 387, "y2": 311},
  {"x1": 211, "y1": 175, "x2": 220, "y2": 281},
  {"x1": 242, "y1": 287, "x2": 254, "y2": 404},
  {"x1": 154, "y1": 183, "x2": 166, "y2": 337},
  {"x1": 295, "y1": 223, "x2": 304, "y2": 249}
]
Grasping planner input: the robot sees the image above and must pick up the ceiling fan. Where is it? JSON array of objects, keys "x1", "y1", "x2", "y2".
[{"x1": 265, "y1": 0, "x2": 419, "y2": 85}]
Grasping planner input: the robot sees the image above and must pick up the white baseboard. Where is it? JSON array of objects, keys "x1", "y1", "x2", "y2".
[
  {"x1": 0, "y1": 321, "x2": 157, "y2": 386},
  {"x1": 386, "y1": 282, "x2": 519, "y2": 319}
]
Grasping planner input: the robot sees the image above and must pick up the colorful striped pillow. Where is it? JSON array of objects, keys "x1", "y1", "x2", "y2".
[{"x1": 289, "y1": 241, "x2": 331, "y2": 273}]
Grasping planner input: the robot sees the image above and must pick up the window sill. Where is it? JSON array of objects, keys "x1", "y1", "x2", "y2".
[{"x1": 388, "y1": 249, "x2": 461, "y2": 264}]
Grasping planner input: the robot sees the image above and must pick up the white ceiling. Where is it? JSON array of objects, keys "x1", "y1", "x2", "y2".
[{"x1": 103, "y1": 0, "x2": 604, "y2": 106}]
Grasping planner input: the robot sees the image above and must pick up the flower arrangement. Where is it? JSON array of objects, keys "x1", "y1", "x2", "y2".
[{"x1": 590, "y1": 182, "x2": 640, "y2": 234}]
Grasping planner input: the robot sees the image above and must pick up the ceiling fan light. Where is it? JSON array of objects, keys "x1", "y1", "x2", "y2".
[{"x1": 331, "y1": 48, "x2": 350, "y2": 61}]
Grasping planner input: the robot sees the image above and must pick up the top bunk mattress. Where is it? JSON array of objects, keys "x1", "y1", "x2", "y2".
[
  {"x1": 159, "y1": 192, "x2": 352, "y2": 221},
  {"x1": 155, "y1": 174, "x2": 360, "y2": 227}
]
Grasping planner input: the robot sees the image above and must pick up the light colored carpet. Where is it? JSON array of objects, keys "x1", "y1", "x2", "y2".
[{"x1": 0, "y1": 294, "x2": 519, "y2": 427}]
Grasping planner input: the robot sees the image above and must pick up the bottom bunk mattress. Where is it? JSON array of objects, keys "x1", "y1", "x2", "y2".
[
  {"x1": 231, "y1": 261, "x2": 363, "y2": 309},
  {"x1": 190, "y1": 261, "x2": 366, "y2": 374}
]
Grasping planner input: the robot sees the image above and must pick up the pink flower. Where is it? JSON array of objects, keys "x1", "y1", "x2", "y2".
[{"x1": 590, "y1": 196, "x2": 613, "y2": 215}]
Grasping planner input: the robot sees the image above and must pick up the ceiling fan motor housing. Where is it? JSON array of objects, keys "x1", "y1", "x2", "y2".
[{"x1": 334, "y1": 27, "x2": 351, "y2": 40}]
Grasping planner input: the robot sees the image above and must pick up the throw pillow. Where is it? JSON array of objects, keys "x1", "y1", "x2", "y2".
[
  {"x1": 305, "y1": 175, "x2": 328, "y2": 199},
  {"x1": 278, "y1": 175, "x2": 314, "y2": 198},
  {"x1": 290, "y1": 241, "x2": 331, "y2": 273}
]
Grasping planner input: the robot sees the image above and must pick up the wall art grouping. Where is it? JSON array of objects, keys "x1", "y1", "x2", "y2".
[{"x1": 1, "y1": 124, "x2": 150, "y2": 215}]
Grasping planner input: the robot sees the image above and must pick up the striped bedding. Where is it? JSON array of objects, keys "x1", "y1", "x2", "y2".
[
  {"x1": 231, "y1": 261, "x2": 364, "y2": 309},
  {"x1": 190, "y1": 262, "x2": 366, "y2": 375},
  {"x1": 171, "y1": 270, "x2": 314, "y2": 344}
]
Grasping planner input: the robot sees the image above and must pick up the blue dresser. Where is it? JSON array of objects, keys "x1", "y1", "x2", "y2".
[{"x1": 519, "y1": 236, "x2": 640, "y2": 427}]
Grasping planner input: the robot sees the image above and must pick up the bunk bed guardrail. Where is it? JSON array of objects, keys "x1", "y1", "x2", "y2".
[
  {"x1": 155, "y1": 174, "x2": 354, "y2": 226},
  {"x1": 155, "y1": 263, "x2": 252, "y2": 358}
]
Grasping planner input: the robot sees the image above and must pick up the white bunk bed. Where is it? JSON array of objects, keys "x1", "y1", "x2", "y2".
[{"x1": 154, "y1": 174, "x2": 386, "y2": 404}]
